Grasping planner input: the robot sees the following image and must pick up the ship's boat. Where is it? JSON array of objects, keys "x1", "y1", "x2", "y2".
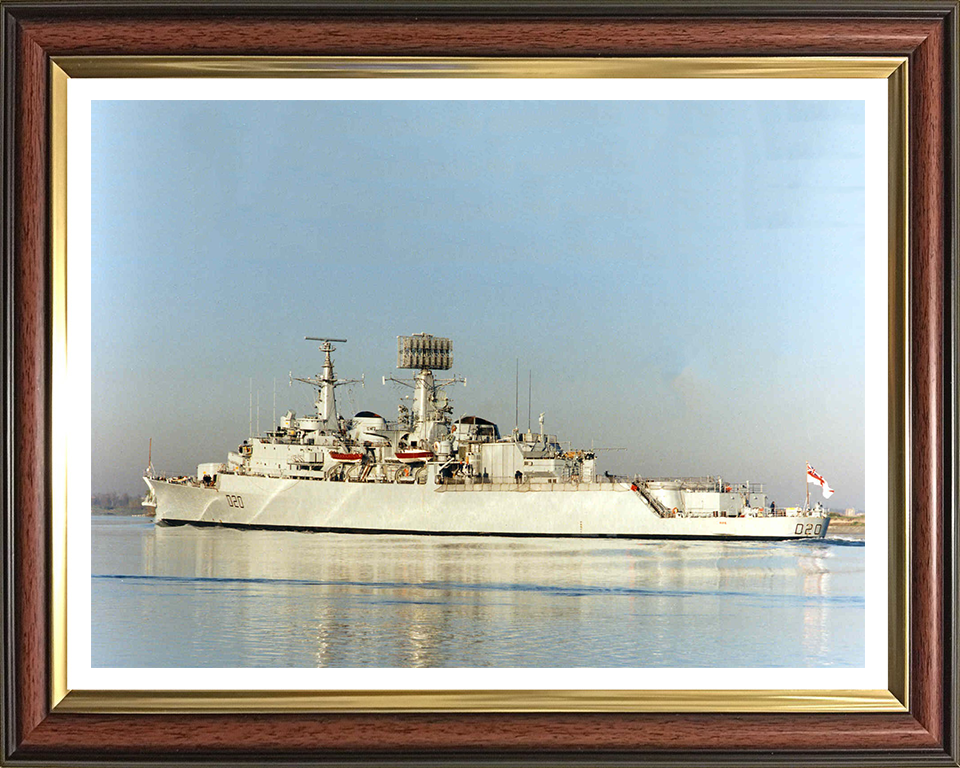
[
  {"x1": 144, "y1": 334, "x2": 832, "y2": 540},
  {"x1": 395, "y1": 450, "x2": 434, "y2": 463},
  {"x1": 328, "y1": 452, "x2": 363, "y2": 464}
]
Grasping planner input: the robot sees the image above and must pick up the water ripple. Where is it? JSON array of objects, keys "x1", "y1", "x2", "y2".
[{"x1": 93, "y1": 572, "x2": 862, "y2": 606}]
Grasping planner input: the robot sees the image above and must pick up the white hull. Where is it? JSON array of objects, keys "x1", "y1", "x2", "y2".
[{"x1": 146, "y1": 475, "x2": 830, "y2": 540}]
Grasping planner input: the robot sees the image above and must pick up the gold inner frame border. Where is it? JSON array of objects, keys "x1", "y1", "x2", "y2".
[{"x1": 49, "y1": 55, "x2": 909, "y2": 714}]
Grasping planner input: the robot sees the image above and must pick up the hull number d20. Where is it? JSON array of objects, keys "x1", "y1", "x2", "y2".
[{"x1": 225, "y1": 494, "x2": 245, "y2": 508}]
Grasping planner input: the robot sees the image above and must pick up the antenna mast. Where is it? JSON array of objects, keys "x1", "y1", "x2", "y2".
[
  {"x1": 292, "y1": 338, "x2": 360, "y2": 432},
  {"x1": 528, "y1": 370, "x2": 531, "y2": 431}
]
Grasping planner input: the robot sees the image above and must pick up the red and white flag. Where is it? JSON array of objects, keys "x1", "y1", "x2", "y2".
[{"x1": 806, "y1": 462, "x2": 835, "y2": 499}]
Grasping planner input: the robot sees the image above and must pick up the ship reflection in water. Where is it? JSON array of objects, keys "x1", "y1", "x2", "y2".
[{"x1": 92, "y1": 515, "x2": 864, "y2": 668}]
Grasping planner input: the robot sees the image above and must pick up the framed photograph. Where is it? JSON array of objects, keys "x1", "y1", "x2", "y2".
[{"x1": 2, "y1": 2, "x2": 957, "y2": 765}]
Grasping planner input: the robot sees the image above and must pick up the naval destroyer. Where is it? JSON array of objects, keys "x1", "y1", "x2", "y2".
[{"x1": 144, "y1": 335, "x2": 831, "y2": 540}]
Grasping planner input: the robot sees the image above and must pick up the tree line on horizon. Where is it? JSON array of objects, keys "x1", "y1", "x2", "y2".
[{"x1": 91, "y1": 492, "x2": 142, "y2": 510}]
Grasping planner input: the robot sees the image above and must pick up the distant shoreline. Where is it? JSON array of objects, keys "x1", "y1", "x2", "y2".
[
  {"x1": 828, "y1": 514, "x2": 865, "y2": 530},
  {"x1": 92, "y1": 506, "x2": 152, "y2": 517}
]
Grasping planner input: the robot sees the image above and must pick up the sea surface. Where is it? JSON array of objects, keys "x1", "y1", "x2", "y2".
[{"x1": 92, "y1": 515, "x2": 865, "y2": 668}]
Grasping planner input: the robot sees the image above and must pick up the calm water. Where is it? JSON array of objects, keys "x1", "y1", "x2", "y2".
[{"x1": 92, "y1": 515, "x2": 864, "y2": 668}]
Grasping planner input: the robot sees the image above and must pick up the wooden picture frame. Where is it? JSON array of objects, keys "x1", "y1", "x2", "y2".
[{"x1": 2, "y1": 2, "x2": 957, "y2": 765}]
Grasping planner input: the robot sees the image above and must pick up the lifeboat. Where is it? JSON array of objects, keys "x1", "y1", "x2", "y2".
[
  {"x1": 328, "y1": 451, "x2": 363, "y2": 464},
  {"x1": 395, "y1": 449, "x2": 434, "y2": 463}
]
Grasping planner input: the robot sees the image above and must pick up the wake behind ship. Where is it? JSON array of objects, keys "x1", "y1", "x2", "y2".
[{"x1": 144, "y1": 334, "x2": 830, "y2": 540}]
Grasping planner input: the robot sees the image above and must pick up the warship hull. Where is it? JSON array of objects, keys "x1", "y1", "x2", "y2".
[
  {"x1": 146, "y1": 475, "x2": 830, "y2": 540},
  {"x1": 145, "y1": 333, "x2": 833, "y2": 541}
]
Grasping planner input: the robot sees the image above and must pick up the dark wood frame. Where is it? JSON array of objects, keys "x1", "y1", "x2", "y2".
[{"x1": 2, "y1": 2, "x2": 957, "y2": 765}]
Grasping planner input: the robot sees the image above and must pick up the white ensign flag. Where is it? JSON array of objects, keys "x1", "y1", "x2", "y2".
[{"x1": 806, "y1": 462, "x2": 835, "y2": 499}]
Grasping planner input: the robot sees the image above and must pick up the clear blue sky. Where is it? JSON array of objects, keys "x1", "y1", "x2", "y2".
[{"x1": 92, "y1": 99, "x2": 866, "y2": 509}]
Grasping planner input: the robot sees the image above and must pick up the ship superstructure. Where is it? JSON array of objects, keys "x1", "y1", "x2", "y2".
[{"x1": 145, "y1": 334, "x2": 831, "y2": 540}]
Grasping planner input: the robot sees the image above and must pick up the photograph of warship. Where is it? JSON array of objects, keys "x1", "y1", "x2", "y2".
[{"x1": 144, "y1": 334, "x2": 831, "y2": 540}]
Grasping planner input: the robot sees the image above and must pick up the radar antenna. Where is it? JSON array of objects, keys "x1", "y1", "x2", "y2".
[{"x1": 383, "y1": 333, "x2": 465, "y2": 436}]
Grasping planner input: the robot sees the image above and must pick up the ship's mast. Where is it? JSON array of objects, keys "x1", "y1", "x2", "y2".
[
  {"x1": 412, "y1": 368, "x2": 437, "y2": 426},
  {"x1": 385, "y1": 334, "x2": 464, "y2": 442},
  {"x1": 292, "y1": 337, "x2": 362, "y2": 433},
  {"x1": 145, "y1": 437, "x2": 154, "y2": 478},
  {"x1": 315, "y1": 338, "x2": 341, "y2": 429}
]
